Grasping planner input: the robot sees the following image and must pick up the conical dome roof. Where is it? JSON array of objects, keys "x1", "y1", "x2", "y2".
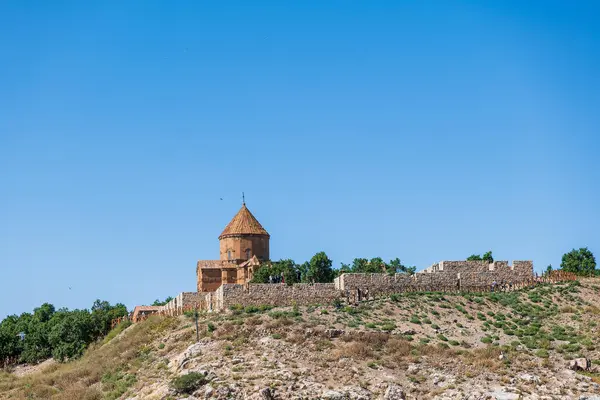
[{"x1": 219, "y1": 204, "x2": 270, "y2": 239}]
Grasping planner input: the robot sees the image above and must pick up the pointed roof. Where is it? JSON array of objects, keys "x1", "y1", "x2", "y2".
[{"x1": 219, "y1": 204, "x2": 270, "y2": 239}]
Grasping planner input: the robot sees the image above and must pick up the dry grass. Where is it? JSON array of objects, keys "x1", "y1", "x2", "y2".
[{"x1": 0, "y1": 316, "x2": 178, "y2": 400}]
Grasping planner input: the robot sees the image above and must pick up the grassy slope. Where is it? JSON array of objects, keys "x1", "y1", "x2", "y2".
[{"x1": 1, "y1": 279, "x2": 600, "y2": 399}]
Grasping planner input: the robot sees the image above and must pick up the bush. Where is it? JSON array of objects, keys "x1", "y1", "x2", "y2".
[
  {"x1": 535, "y1": 349, "x2": 549, "y2": 358},
  {"x1": 171, "y1": 372, "x2": 206, "y2": 394}
]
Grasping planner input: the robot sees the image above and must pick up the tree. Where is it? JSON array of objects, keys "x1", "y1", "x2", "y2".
[
  {"x1": 545, "y1": 264, "x2": 553, "y2": 276},
  {"x1": 152, "y1": 297, "x2": 174, "y2": 306},
  {"x1": 351, "y1": 258, "x2": 369, "y2": 273},
  {"x1": 0, "y1": 300, "x2": 128, "y2": 366},
  {"x1": 482, "y1": 251, "x2": 494, "y2": 263},
  {"x1": 466, "y1": 252, "x2": 493, "y2": 263},
  {"x1": 250, "y1": 259, "x2": 300, "y2": 285},
  {"x1": 48, "y1": 310, "x2": 92, "y2": 361},
  {"x1": 560, "y1": 247, "x2": 596, "y2": 276},
  {"x1": 306, "y1": 252, "x2": 334, "y2": 283}
]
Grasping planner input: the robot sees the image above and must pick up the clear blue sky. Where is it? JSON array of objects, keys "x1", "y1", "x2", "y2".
[{"x1": 1, "y1": 1, "x2": 598, "y2": 319}]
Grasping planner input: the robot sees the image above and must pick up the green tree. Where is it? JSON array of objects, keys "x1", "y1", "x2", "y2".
[
  {"x1": 152, "y1": 297, "x2": 174, "y2": 306},
  {"x1": 307, "y1": 252, "x2": 334, "y2": 283},
  {"x1": 560, "y1": 247, "x2": 596, "y2": 276},
  {"x1": 482, "y1": 251, "x2": 494, "y2": 263},
  {"x1": 351, "y1": 258, "x2": 369, "y2": 273},
  {"x1": 466, "y1": 254, "x2": 482, "y2": 261},
  {"x1": 545, "y1": 264, "x2": 553, "y2": 276},
  {"x1": 48, "y1": 310, "x2": 93, "y2": 361},
  {"x1": 250, "y1": 259, "x2": 300, "y2": 285}
]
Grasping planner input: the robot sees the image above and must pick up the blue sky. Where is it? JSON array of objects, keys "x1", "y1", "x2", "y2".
[{"x1": 1, "y1": 1, "x2": 598, "y2": 319}]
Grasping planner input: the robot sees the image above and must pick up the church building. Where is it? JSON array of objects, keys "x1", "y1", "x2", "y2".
[{"x1": 196, "y1": 202, "x2": 270, "y2": 292}]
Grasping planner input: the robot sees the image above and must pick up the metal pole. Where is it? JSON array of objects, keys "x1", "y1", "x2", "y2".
[{"x1": 195, "y1": 306, "x2": 199, "y2": 342}]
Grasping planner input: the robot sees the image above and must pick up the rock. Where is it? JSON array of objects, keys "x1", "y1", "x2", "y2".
[
  {"x1": 205, "y1": 385, "x2": 214, "y2": 398},
  {"x1": 518, "y1": 373, "x2": 540, "y2": 384},
  {"x1": 323, "y1": 390, "x2": 347, "y2": 400},
  {"x1": 570, "y1": 358, "x2": 591, "y2": 371},
  {"x1": 383, "y1": 384, "x2": 406, "y2": 400},
  {"x1": 259, "y1": 387, "x2": 274, "y2": 400},
  {"x1": 406, "y1": 364, "x2": 420, "y2": 374},
  {"x1": 326, "y1": 329, "x2": 345, "y2": 338},
  {"x1": 402, "y1": 329, "x2": 416, "y2": 336},
  {"x1": 488, "y1": 389, "x2": 520, "y2": 400}
]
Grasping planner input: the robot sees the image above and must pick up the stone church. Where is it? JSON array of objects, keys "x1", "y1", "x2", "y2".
[{"x1": 196, "y1": 202, "x2": 270, "y2": 292}]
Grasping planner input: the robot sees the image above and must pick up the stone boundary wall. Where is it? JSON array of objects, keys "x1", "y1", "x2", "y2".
[
  {"x1": 215, "y1": 283, "x2": 340, "y2": 311},
  {"x1": 160, "y1": 292, "x2": 204, "y2": 314},
  {"x1": 159, "y1": 260, "x2": 534, "y2": 313},
  {"x1": 337, "y1": 260, "x2": 534, "y2": 296}
]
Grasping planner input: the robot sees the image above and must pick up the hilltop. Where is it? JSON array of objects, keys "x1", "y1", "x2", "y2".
[{"x1": 1, "y1": 279, "x2": 600, "y2": 400}]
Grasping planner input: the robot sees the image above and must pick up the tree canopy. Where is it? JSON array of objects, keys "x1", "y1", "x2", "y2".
[
  {"x1": 560, "y1": 247, "x2": 596, "y2": 276},
  {"x1": 467, "y1": 251, "x2": 494, "y2": 263},
  {"x1": 0, "y1": 300, "x2": 127, "y2": 366}
]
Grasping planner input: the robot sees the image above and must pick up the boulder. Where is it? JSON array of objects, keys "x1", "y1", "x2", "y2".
[
  {"x1": 325, "y1": 329, "x2": 345, "y2": 338},
  {"x1": 569, "y1": 358, "x2": 591, "y2": 371},
  {"x1": 323, "y1": 390, "x2": 347, "y2": 400},
  {"x1": 259, "y1": 387, "x2": 274, "y2": 400},
  {"x1": 383, "y1": 384, "x2": 406, "y2": 400}
]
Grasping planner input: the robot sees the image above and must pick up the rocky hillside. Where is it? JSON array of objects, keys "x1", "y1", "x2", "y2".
[{"x1": 1, "y1": 279, "x2": 600, "y2": 400}]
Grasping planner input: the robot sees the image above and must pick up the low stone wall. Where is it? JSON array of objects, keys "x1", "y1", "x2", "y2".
[
  {"x1": 216, "y1": 283, "x2": 340, "y2": 310},
  {"x1": 174, "y1": 260, "x2": 535, "y2": 312},
  {"x1": 160, "y1": 292, "x2": 204, "y2": 314},
  {"x1": 337, "y1": 261, "x2": 534, "y2": 295}
]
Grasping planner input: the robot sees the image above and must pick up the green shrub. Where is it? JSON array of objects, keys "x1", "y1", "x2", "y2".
[
  {"x1": 171, "y1": 372, "x2": 206, "y2": 394},
  {"x1": 535, "y1": 349, "x2": 549, "y2": 358},
  {"x1": 381, "y1": 323, "x2": 396, "y2": 332},
  {"x1": 480, "y1": 336, "x2": 493, "y2": 344},
  {"x1": 437, "y1": 334, "x2": 448, "y2": 342},
  {"x1": 410, "y1": 316, "x2": 421, "y2": 324}
]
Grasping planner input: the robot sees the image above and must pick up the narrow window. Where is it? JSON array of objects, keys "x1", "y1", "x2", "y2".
[
  {"x1": 245, "y1": 249, "x2": 251, "y2": 259},
  {"x1": 227, "y1": 250, "x2": 232, "y2": 260}
]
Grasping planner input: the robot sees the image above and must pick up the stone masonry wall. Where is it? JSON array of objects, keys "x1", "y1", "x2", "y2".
[
  {"x1": 216, "y1": 283, "x2": 340, "y2": 310},
  {"x1": 160, "y1": 292, "x2": 204, "y2": 314},
  {"x1": 192, "y1": 260, "x2": 534, "y2": 312},
  {"x1": 337, "y1": 261, "x2": 533, "y2": 296}
]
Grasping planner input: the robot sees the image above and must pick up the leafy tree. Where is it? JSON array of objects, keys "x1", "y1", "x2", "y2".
[
  {"x1": 561, "y1": 247, "x2": 596, "y2": 276},
  {"x1": 0, "y1": 300, "x2": 128, "y2": 366},
  {"x1": 152, "y1": 297, "x2": 174, "y2": 306},
  {"x1": 467, "y1": 252, "x2": 493, "y2": 263},
  {"x1": 482, "y1": 251, "x2": 494, "y2": 263},
  {"x1": 404, "y1": 265, "x2": 417, "y2": 275},
  {"x1": 250, "y1": 259, "x2": 300, "y2": 285},
  {"x1": 545, "y1": 264, "x2": 553, "y2": 276},
  {"x1": 351, "y1": 258, "x2": 369, "y2": 273},
  {"x1": 297, "y1": 262, "x2": 309, "y2": 283},
  {"x1": 48, "y1": 310, "x2": 93, "y2": 361},
  {"x1": 306, "y1": 252, "x2": 334, "y2": 283}
]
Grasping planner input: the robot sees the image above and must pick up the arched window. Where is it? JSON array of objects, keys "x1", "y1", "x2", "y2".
[
  {"x1": 245, "y1": 249, "x2": 251, "y2": 259},
  {"x1": 227, "y1": 250, "x2": 232, "y2": 260}
]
